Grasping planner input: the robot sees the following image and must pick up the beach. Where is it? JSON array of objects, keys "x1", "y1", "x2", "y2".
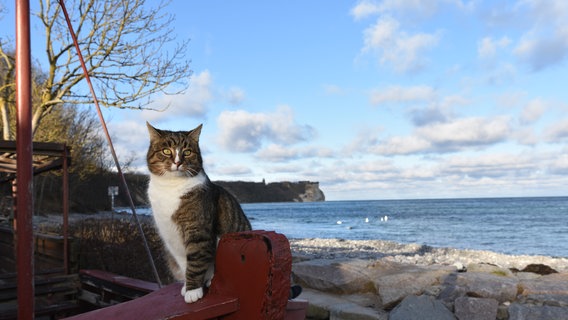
[
  {"x1": 289, "y1": 237, "x2": 568, "y2": 319},
  {"x1": 289, "y1": 237, "x2": 568, "y2": 272},
  {"x1": 24, "y1": 213, "x2": 568, "y2": 319}
]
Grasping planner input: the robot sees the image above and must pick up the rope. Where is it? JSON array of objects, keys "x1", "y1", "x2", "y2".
[{"x1": 57, "y1": 0, "x2": 162, "y2": 287}]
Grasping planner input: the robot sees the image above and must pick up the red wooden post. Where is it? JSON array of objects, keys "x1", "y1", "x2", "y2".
[
  {"x1": 210, "y1": 231, "x2": 292, "y2": 319},
  {"x1": 15, "y1": 0, "x2": 35, "y2": 319}
]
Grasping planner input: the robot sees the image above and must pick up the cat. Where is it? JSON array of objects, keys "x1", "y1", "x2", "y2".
[{"x1": 146, "y1": 122, "x2": 252, "y2": 303}]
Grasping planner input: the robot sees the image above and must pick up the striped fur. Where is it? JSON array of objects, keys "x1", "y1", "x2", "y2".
[{"x1": 146, "y1": 122, "x2": 251, "y2": 303}]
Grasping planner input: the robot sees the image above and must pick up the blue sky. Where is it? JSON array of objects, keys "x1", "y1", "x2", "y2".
[{"x1": 4, "y1": 1, "x2": 568, "y2": 200}]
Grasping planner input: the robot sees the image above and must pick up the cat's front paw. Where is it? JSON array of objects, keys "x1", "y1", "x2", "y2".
[{"x1": 181, "y1": 286, "x2": 204, "y2": 303}]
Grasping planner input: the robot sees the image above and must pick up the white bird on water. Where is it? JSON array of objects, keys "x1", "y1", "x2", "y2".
[
  {"x1": 336, "y1": 220, "x2": 343, "y2": 225},
  {"x1": 365, "y1": 217, "x2": 369, "y2": 223},
  {"x1": 381, "y1": 215, "x2": 389, "y2": 222}
]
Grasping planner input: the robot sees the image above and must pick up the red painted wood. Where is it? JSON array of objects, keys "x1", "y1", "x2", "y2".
[
  {"x1": 66, "y1": 283, "x2": 239, "y2": 320},
  {"x1": 66, "y1": 230, "x2": 296, "y2": 320},
  {"x1": 80, "y1": 269, "x2": 160, "y2": 293},
  {"x1": 210, "y1": 230, "x2": 292, "y2": 320},
  {"x1": 285, "y1": 300, "x2": 309, "y2": 320}
]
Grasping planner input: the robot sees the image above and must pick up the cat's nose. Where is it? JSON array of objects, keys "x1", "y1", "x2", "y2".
[{"x1": 175, "y1": 161, "x2": 182, "y2": 169}]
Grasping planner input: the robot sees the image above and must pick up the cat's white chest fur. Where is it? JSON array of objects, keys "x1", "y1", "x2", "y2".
[{"x1": 148, "y1": 171, "x2": 207, "y2": 277}]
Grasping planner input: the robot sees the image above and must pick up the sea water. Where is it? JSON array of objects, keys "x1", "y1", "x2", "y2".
[{"x1": 242, "y1": 197, "x2": 568, "y2": 258}]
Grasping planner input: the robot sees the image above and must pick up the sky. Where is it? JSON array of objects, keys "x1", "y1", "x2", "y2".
[{"x1": 3, "y1": 0, "x2": 568, "y2": 200}]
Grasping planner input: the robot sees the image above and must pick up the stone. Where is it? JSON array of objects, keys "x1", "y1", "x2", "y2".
[
  {"x1": 389, "y1": 295, "x2": 456, "y2": 320},
  {"x1": 521, "y1": 264, "x2": 558, "y2": 275},
  {"x1": 466, "y1": 263, "x2": 514, "y2": 277},
  {"x1": 508, "y1": 303, "x2": 568, "y2": 320},
  {"x1": 519, "y1": 273, "x2": 568, "y2": 294},
  {"x1": 298, "y1": 289, "x2": 387, "y2": 320},
  {"x1": 439, "y1": 272, "x2": 518, "y2": 303},
  {"x1": 454, "y1": 297, "x2": 498, "y2": 320},
  {"x1": 292, "y1": 259, "x2": 376, "y2": 294},
  {"x1": 518, "y1": 273, "x2": 568, "y2": 307},
  {"x1": 373, "y1": 264, "x2": 453, "y2": 308}
]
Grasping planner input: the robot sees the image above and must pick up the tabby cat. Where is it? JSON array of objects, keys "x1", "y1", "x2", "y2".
[{"x1": 146, "y1": 122, "x2": 252, "y2": 303}]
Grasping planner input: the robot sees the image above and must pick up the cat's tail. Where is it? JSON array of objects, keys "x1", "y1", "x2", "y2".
[{"x1": 289, "y1": 285, "x2": 302, "y2": 300}]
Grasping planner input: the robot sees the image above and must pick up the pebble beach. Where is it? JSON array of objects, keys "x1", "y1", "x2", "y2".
[{"x1": 289, "y1": 237, "x2": 568, "y2": 272}]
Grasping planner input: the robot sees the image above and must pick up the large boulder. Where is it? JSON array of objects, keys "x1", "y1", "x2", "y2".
[
  {"x1": 439, "y1": 272, "x2": 518, "y2": 303},
  {"x1": 389, "y1": 295, "x2": 455, "y2": 320},
  {"x1": 454, "y1": 297, "x2": 498, "y2": 320},
  {"x1": 292, "y1": 259, "x2": 376, "y2": 294},
  {"x1": 371, "y1": 264, "x2": 454, "y2": 308}
]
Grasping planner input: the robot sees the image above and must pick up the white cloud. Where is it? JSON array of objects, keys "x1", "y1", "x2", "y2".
[
  {"x1": 441, "y1": 153, "x2": 537, "y2": 179},
  {"x1": 350, "y1": 0, "x2": 381, "y2": 20},
  {"x1": 226, "y1": 87, "x2": 246, "y2": 105},
  {"x1": 372, "y1": 135, "x2": 431, "y2": 155},
  {"x1": 255, "y1": 144, "x2": 333, "y2": 162},
  {"x1": 214, "y1": 165, "x2": 252, "y2": 176},
  {"x1": 351, "y1": 0, "x2": 471, "y2": 20},
  {"x1": 322, "y1": 84, "x2": 346, "y2": 95},
  {"x1": 375, "y1": 116, "x2": 512, "y2": 155},
  {"x1": 519, "y1": 98, "x2": 547, "y2": 124},
  {"x1": 143, "y1": 70, "x2": 213, "y2": 121},
  {"x1": 544, "y1": 118, "x2": 568, "y2": 142},
  {"x1": 361, "y1": 16, "x2": 440, "y2": 73},
  {"x1": 370, "y1": 85, "x2": 437, "y2": 105},
  {"x1": 419, "y1": 116, "x2": 511, "y2": 149},
  {"x1": 478, "y1": 36, "x2": 511, "y2": 60},
  {"x1": 216, "y1": 105, "x2": 315, "y2": 152},
  {"x1": 512, "y1": 0, "x2": 568, "y2": 71}
]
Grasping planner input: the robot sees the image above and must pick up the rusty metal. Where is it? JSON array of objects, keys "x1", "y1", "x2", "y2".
[
  {"x1": 15, "y1": 0, "x2": 35, "y2": 318},
  {"x1": 63, "y1": 143, "x2": 69, "y2": 274},
  {"x1": 56, "y1": 0, "x2": 162, "y2": 287}
]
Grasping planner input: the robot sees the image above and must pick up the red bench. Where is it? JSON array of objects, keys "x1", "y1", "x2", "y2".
[{"x1": 66, "y1": 230, "x2": 307, "y2": 320}]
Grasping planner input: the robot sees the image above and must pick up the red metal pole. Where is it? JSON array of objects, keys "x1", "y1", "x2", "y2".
[
  {"x1": 63, "y1": 145, "x2": 69, "y2": 274},
  {"x1": 15, "y1": 0, "x2": 35, "y2": 318}
]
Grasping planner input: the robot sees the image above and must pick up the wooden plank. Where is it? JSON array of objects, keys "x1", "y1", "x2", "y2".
[
  {"x1": 79, "y1": 270, "x2": 159, "y2": 294},
  {"x1": 66, "y1": 283, "x2": 239, "y2": 320}
]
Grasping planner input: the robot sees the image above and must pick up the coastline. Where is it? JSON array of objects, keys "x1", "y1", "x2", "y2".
[
  {"x1": 28, "y1": 212, "x2": 568, "y2": 271},
  {"x1": 289, "y1": 237, "x2": 568, "y2": 272}
]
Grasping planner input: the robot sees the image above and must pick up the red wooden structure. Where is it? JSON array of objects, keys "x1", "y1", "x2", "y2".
[{"x1": 66, "y1": 231, "x2": 307, "y2": 320}]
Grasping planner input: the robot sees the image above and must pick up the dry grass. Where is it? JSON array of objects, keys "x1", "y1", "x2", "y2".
[{"x1": 38, "y1": 215, "x2": 175, "y2": 284}]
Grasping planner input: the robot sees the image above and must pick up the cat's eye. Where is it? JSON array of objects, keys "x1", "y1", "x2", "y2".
[
  {"x1": 183, "y1": 150, "x2": 192, "y2": 157},
  {"x1": 162, "y1": 148, "x2": 172, "y2": 155}
]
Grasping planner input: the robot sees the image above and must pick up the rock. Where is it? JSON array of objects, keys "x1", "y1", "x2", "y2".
[
  {"x1": 292, "y1": 259, "x2": 376, "y2": 294},
  {"x1": 521, "y1": 263, "x2": 558, "y2": 275},
  {"x1": 508, "y1": 303, "x2": 568, "y2": 320},
  {"x1": 519, "y1": 273, "x2": 568, "y2": 292},
  {"x1": 372, "y1": 264, "x2": 454, "y2": 308},
  {"x1": 439, "y1": 272, "x2": 518, "y2": 303},
  {"x1": 298, "y1": 289, "x2": 387, "y2": 320},
  {"x1": 389, "y1": 295, "x2": 456, "y2": 320},
  {"x1": 518, "y1": 273, "x2": 568, "y2": 307},
  {"x1": 454, "y1": 297, "x2": 498, "y2": 320},
  {"x1": 466, "y1": 263, "x2": 514, "y2": 277}
]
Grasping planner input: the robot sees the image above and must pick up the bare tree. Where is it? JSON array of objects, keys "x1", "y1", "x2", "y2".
[{"x1": 0, "y1": 0, "x2": 191, "y2": 139}]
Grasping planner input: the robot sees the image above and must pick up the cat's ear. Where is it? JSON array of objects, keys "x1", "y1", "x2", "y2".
[
  {"x1": 188, "y1": 124, "x2": 203, "y2": 141},
  {"x1": 146, "y1": 122, "x2": 162, "y2": 140}
]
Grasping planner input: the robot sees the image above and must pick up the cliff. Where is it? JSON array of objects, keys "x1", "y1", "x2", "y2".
[
  {"x1": 10, "y1": 174, "x2": 325, "y2": 213},
  {"x1": 215, "y1": 180, "x2": 325, "y2": 203}
]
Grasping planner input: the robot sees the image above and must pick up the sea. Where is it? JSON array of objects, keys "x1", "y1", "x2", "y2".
[
  {"x1": 242, "y1": 197, "x2": 568, "y2": 258},
  {"x1": 133, "y1": 197, "x2": 568, "y2": 258}
]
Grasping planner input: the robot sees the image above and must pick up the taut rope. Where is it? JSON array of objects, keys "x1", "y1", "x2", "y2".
[{"x1": 57, "y1": 0, "x2": 162, "y2": 287}]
